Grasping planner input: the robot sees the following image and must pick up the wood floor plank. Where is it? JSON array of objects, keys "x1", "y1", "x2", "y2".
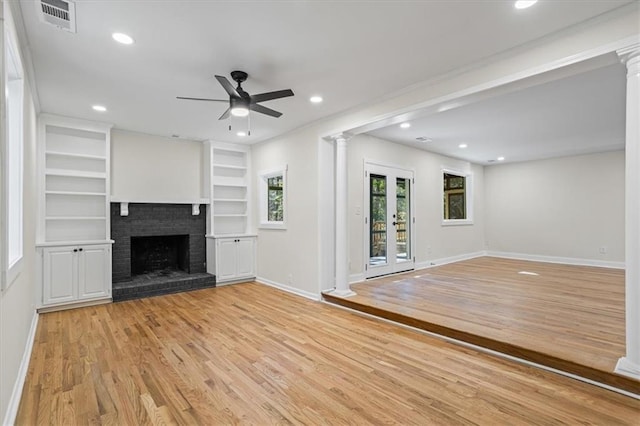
[{"x1": 16, "y1": 282, "x2": 640, "y2": 425}]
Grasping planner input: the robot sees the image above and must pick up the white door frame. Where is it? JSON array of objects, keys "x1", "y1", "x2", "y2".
[{"x1": 364, "y1": 160, "x2": 415, "y2": 278}]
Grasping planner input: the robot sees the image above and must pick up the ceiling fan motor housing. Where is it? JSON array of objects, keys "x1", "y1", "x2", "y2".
[{"x1": 230, "y1": 70, "x2": 248, "y2": 84}]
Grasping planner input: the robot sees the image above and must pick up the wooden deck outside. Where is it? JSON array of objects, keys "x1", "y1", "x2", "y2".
[
  {"x1": 16, "y1": 282, "x2": 640, "y2": 424},
  {"x1": 324, "y1": 256, "x2": 639, "y2": 394}
]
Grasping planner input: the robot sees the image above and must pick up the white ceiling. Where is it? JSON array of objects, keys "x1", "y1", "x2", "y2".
[
  {"x1": 18, "y1": 0, "x2": 634, "y2": 149},
  {"x1": 368, "y1": 60, "x2": 627, "y2": 165}
]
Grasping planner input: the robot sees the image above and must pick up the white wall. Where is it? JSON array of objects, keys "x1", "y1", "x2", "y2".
[
  {"x1": 251, "y1": 134, "x2": 319, "y2": 297},
  {"x1": 111, "y1": 130, "x2": 204, "y2": 202},
  {"x1": 485, "y1": 150, "x2": 625, "y2": 264},
  {"x1": 348, "y1": 134, "x2": 485, "y2": 276},
  {"x1": 0, "y1": 5, "x2": 38, "y2": 421}
]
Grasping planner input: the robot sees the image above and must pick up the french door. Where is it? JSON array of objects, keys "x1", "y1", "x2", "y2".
[{"x1": 365, "y1": 163, "x2": 414, "y2": 278}]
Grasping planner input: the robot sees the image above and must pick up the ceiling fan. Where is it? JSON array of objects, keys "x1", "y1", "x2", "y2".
[{"x1": 177, "y1": 71, "x2": 294, "y2": 120}]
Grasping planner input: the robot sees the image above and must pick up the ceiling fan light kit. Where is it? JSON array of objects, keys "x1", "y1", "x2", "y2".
[{"x1": 178, "y1": 70, "x2": 294, "y2": 127}]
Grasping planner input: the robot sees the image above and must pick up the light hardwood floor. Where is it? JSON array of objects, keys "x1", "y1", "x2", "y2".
[
  {"x1": 325, "y1": 256, "x2": 636, "y2": 393},
  {"x1": 17, "y1": 282, "x2": 639, "y2": 425}
]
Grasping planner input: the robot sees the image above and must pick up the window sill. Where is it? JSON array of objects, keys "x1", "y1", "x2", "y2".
[
  {"x1": 441, "y1": 219, "x2": 474, "y2": 227},
  {"x1": 259, "y1": 222, "x2": 287, "y2": 230}
]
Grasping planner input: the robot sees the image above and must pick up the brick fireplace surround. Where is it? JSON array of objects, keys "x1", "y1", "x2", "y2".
[{"x1": 110, "y1": 203, "x2": 215, "y2": 300}]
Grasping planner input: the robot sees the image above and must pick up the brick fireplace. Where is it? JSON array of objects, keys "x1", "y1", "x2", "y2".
[{"x1": 110, "y1": 203, "x2": 214, "y2": 300}]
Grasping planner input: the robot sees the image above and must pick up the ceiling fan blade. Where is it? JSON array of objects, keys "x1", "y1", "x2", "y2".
[
  {"x1": 218, "y1": 107, "x2": 231, "y2": 120},
  {"x1": 250, "y1": 103, "x2": 282, "y2": 118},
  {"x1": 215, "y1": 75, "x2": 240, "y2": 98},
  {"x1": 250, "y1": 89, "x2": 294, "y2": 104},
  {"x1": 177, "y1": 96, "x2": 227, "y2": 102}
]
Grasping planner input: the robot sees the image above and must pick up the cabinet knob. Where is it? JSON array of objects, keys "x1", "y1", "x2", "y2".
[
  {"x1": 73, "y1": 249, "x2": 78, "y2": 252},
  {"x1": 79, "y1": 248, "x2": 83, "y2": 252}
]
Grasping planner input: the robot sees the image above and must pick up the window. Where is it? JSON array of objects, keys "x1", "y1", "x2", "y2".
[
  {"x1": 2, "y1": 9, "x2": 25, "y2": 289},
  {"x1": 442, "y1": 169, "x2": 473, "y2": 225},
  {"x1": 259, "y1": 166, "x2": 287, "y2": 229}
]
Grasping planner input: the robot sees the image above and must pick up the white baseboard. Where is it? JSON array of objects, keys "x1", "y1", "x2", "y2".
[
  {"x1": 342, "y1": 249, "x2": 622, "y2": 286},
  {"x1": 615, "y1": 357, "x2": 640, "y2": 381},
  {"x1": 415, "y1": 251, "x2": 487, "y2": 270},
  {"x1": 255, "y1": 277, "x2": 321, "y2": 301},
  {"x1": 487, "y1": 251, "x2": 625, "y2": 269},
  {"x1": 3, "y1": 311, "x2": 39, "y2": 426}
]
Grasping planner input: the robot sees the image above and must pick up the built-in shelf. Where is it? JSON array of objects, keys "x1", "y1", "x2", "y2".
[
  {"x1": 213, "y1": 198, "x2": 248, "y2": 203},
  {"x1": 207, "y1": 143, "x2": 253, "y2": 240},
  {"x1": 45, "y1": 169, "x2": 106, "y2": 179},
  {"x1": 40, "y1": 115, "x2": 112, "y2": 245},
  {"x1": 213, "y1": 163, "x2": 247, "y2": 171},
  {"x1": 46, "y1": 191, "x2": 106, "y2": 196},
  {"x1": 36, "y1": 239, "x2": 115, "y2": 248},
  {"x1": 46, "y1": 151, "x2": 106, "y2": 161}
]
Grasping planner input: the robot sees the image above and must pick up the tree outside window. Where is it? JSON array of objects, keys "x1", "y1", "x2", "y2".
[
  {"x1": 442, "y1": 169, "x2": 473, "y2": 225},
  {"x1": 259, "y1": 166, "x2": 287, "y2": 229},
  {"x1": 267, "y1": 175, "x2": 284, "y2": 222}
]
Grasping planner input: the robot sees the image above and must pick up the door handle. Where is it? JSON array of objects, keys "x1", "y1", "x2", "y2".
[{"x1": 392, "y1": 221, "x2": 397, "y2": 226}]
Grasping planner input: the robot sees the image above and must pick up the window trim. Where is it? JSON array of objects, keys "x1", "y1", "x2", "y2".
[
  {"x1": 441, "y1": 167, "x2": 474, "y2": 226},
  {"x1": 2, "y1": 5, "x2": 25, "y2": 291},
  {"x1": 258, "y1": 165, "x2": 287, "y2": 230}
]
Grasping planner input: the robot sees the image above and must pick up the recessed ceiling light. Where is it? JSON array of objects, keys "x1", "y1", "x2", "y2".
[
  {"x1": 92, "y1": 105, "x2": 107, "y2": 112},
  {"x1": 497, "y1": 156, "x2": 505, "y2": 161},
  {"x1": 112, "y1": 32, "x2": 134, "y2": 45},
  {"x1": 458, "y1": 143, "x2": 468, "y2": 149},
  {"x1": 310, "y1": 95, "x2": 323, "y2": 103},
  {"x1": 236, "y1": 131, "x2": 247, "y2": 137},
  {"x1": 400, "y1": 122, "x2": 411, "y2": 129},
  {"x1": 514, "y1": 0, "x2": 537, "y2": 9}
]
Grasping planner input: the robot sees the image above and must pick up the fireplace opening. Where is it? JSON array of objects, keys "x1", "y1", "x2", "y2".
[{"x1": 131, "y1": 235, "x2": 190, "y2": 277}]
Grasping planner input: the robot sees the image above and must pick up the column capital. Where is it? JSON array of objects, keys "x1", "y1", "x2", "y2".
[
  {"x1": 617, "y1": 42, "x2": 640, "y2": 65},
  {"x1": 329, "y1": 133, "x2": 352, "y2": 144}
]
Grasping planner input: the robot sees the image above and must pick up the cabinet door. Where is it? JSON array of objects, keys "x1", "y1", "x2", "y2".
[
  {"x1": 78, "y1": 245, "x2": 111, "y2": 300},
  {"x1": 235, "y1": 238, "x2": 255, "y2": 278},
  {"x1": 216, "y1": 239, "x2": 238, "y2": 281},
  {"x1": 43, "y1": 246, "x2": 77, "y2": 305}
]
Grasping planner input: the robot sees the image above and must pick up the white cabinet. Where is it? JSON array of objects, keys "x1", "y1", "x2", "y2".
[
  {"x1": 41, "y1": 244, "x2": 111, "y2": 307},
  {"x1": 42, "y1": 246, "x2": 76, "y2": 305},
  {"x1": 37, "y1": 114, "x2": 113, "y2": 310},
  {"x1": 210, "y1": 237, "x2": 256, "y2": 283}
]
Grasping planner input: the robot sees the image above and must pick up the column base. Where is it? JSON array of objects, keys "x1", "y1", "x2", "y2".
[
  {"x1": 326, "y1": 288, "x2": 357, "y2": 298},
  {"x1": 615, "y1": 357, "x2": 640, "y2": 380}
]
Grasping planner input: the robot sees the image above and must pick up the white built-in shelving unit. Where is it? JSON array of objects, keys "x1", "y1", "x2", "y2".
[
  {"x1": 36, "y1": 114, "x2": 113, "y2": 310},
  {"x1": 205, "y1": 141, "x2": 256, "y2": 283}
]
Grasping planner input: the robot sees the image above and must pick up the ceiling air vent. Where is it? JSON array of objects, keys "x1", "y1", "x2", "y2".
[{"x1": 39, "y1": 0, "x2": 77, "y2": 33}]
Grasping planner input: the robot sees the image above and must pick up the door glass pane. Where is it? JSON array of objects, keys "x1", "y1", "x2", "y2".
[
  {"x1": 396, "y1": 177, "x2": 410, "y2": 262},
  {"x1": 370, "y1": 174, "x2": 387, "y2": 265}
]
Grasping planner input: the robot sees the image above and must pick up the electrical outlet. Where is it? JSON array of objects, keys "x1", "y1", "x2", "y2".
[
  {"x1": 287, "y1": 273, "x2": 293, "y2": 284},
  {"x1": 599, "y1": 246, "x2": 607, "y2": 254}
]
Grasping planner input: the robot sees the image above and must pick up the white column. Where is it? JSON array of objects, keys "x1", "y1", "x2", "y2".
[
  {"x1": 332, "y1": 135, "x2": 355, "y2": 297},
  {"x1": 616, "y1": 43, "x2": 640, "y2": 380}
]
